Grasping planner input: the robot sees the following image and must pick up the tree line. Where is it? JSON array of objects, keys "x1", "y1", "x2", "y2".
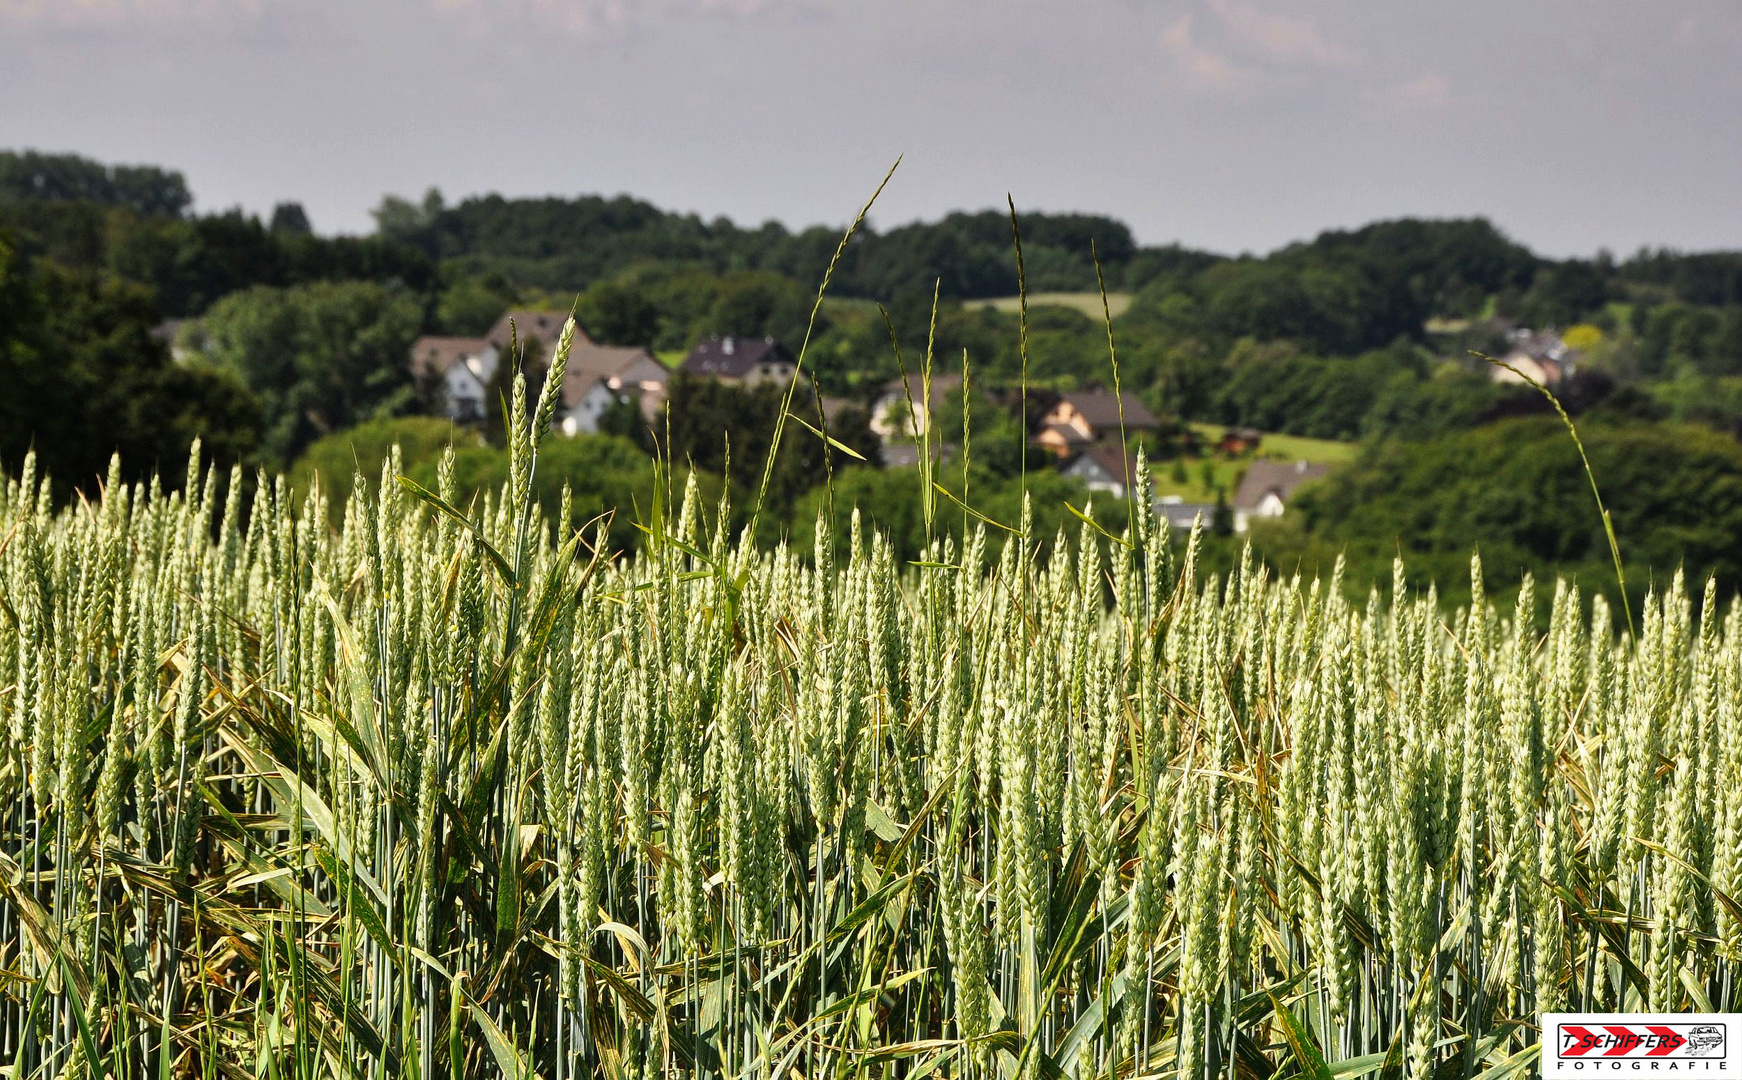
[{"x1": 6, "y1": 147, "x2": 1742, "y2": 608}]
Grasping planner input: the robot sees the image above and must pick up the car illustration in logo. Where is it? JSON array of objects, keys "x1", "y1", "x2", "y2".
[
  {"x1": 1556, "y1": 1022, "x2": 1726, "y2": 1059},
  {"x1": 1545, "y1": 1015, "x2": 1736, "y2": 1077}
]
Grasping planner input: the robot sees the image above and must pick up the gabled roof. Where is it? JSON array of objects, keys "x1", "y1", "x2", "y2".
[
  {"x1": 559, "y1": 343, "x2": 666, "y2": 408},
  {"x1": 565, "y1": 341, "x2": 664, "y2": 385},
  {"x1": 1154, "y1": 499, "x2": 1219, "y2": 530},
  {"x1": 1232, "y1": 460, "x2": 1329, "y2": 511},
  {"x1": 410, "y1": 336, "x2": 493, "y2": 380},
  {"x1": 680, "y1": 336, "x2": 794, "y2": 379},
  {"x1": 559, "y1": 374, "x2": 619, "y2": 410},
  {"x1": 1055, "y1": 390, "x2": 1158, "y2": 431},
  {"x1": 485, "y1": 310, "x2": 581, "y2": 354},
  {"x1": 1067, "y1": 446, "x2": 1141, "y2": 488}
]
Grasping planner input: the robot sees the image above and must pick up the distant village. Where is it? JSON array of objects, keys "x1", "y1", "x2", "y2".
[
  {"x1": 401, "y1": 309, "x2": 1589, "y2": 532},
  {"x1": 400, "y1": 307, "x2": 1578, "y2": 532},
  {"x1": 142, "y1": 300, "x2": 1587, "y2": 532}
]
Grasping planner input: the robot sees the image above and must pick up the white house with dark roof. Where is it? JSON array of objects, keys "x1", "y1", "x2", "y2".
[
  {"x1": 558, "y1": 378, "x2": 624, "y2": 437},
  {"x1": 1062, "y1": 445, "x2": 1141, "y2": 499},
  {"x1": 1231, "y1": 460, "x2": 1328, "y2": 532},
  {"x1": 870, "y1": 373, "x2": 963, "y2": 440},
  {"x1": 1154, "y1": 496, "x2": 1219, "y2": 532},
  {"x1": 679, "y1": 336, "x2": 799, "y2": 385},
  {"x1": 555, "y1": 341, "x2": 672, "y2": 434},
  {"x1": 410, "y1": 336, "x2": 500, "y2": 422},
  {"x1": 413, "y1": 307, "x2": 676, "y2": 433}
]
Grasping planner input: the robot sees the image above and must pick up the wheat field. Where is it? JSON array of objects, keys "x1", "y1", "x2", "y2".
[{"x1": 2, "y1": 334, "x2": 1740, "y2": 1080}]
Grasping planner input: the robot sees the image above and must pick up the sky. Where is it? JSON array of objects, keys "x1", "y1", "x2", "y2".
[{"x1": 2, "y1": 0, "x2": 1740, "y2": 258}]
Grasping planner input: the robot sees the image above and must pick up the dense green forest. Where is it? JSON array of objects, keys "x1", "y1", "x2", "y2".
[
  {"x1": 1256, "y1": 417, "x2": 1742, "y2": 611},
  {"x1": 5, "y1": 147, "x2": 1742, "y2": 611}
]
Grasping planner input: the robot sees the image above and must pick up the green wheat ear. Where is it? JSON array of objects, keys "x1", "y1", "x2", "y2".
[
  {"x1": 4, "y1": 431, "x2": 1736, "y2": 1075},
  {"x1": 2, "y1": 266, "x2": 1737, "y2": 1079}
]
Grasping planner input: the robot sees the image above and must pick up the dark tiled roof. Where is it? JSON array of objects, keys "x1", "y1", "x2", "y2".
[
  {"x1": 1059, "y1": 390, "x2": 1158, "y2": 430},
  {"x1": 679, "y1": 336, "x2": 794, "y2": 379},
  {"x1": 560, "y1": 342, "x2": 662, "y2": 392},
  {"x1": 552, "y1": 343, "x2": 668, "y2": 408},
  {"x1": 485, "y1": 310, "x2": 579, "y2": 354},
  {"x1": 1093, "y1": 445, "x2": 1138, "y2": 484},
  {"x1": 1232, "y1": 460, "x2": 1329, "y2": 511},
  {"x1": 410, "y1": 336, "x2": 491, "y2": 380},
  {"x1": 1068, "y1": 446, "x2": 1140, "y2": 487},
  {"x1": 559, "y1": 374, "x2": 614, "y2": 410}
]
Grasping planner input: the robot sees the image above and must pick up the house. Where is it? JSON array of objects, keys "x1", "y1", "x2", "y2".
[
  {"x1": 1034, "y1": 423, "x2": 1093, "y2": 458},
  {"x1": 485, "y1": 309, "x2": 575, "y2": 358},
  {"x1": 1217, "y1": 427, "x2": 1263, "y2": 455},
  {"x1": 413, "y1": 306, "x2": 671, "y2": 433},
  {"x1": 1491, "y1": 327, "x2": 1579, "y2": 386},
  {"x1": 558, "y1": 378, "x2": 625, "y2": 436},
  {"x1": 1062, "y1": 446, "x2": 1141, "y2": 499},
  {"x1": 1231, "y1": 460, "x2": 1328, "y2": 532},
  {"x1": 1036, "y1": 389, "x2": 1158, "y2": 448},
  {"x1": 679, "y1": 336, "x2": 799, "y2": 385},
  {"x1": 555, "y1": 340, "x2": 671, "y2": 427},
  {"x1": 782, "y1": 396, "x2": 878, "y2": 462},
  {"x1": 410, "y1": 336, "x2": 500, "y2": 422},
  {"x1": 869, "y1": 373, "x2": 963, "y2": 440},
  {"x1": 1154, "y1": 495, "x2": 1220, "y2": 532}
]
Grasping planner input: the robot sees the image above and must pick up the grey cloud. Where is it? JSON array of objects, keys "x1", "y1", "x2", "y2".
[
  {"x1": 1207, "y1": 0, "x2": 1355, "y2": 67},
  {"x1": 0, "y1": 0, "x2": 1736, "y2": 258},
  {"x1": 0, "y1": 0, "x2": 262, "y2": 27},
  {"x1": 1159, "y1": 13, "x2": 1255, "y2": 92},
  {"x1": 1390, "y1": 72, "x2": 1451, "y2": 112}
]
